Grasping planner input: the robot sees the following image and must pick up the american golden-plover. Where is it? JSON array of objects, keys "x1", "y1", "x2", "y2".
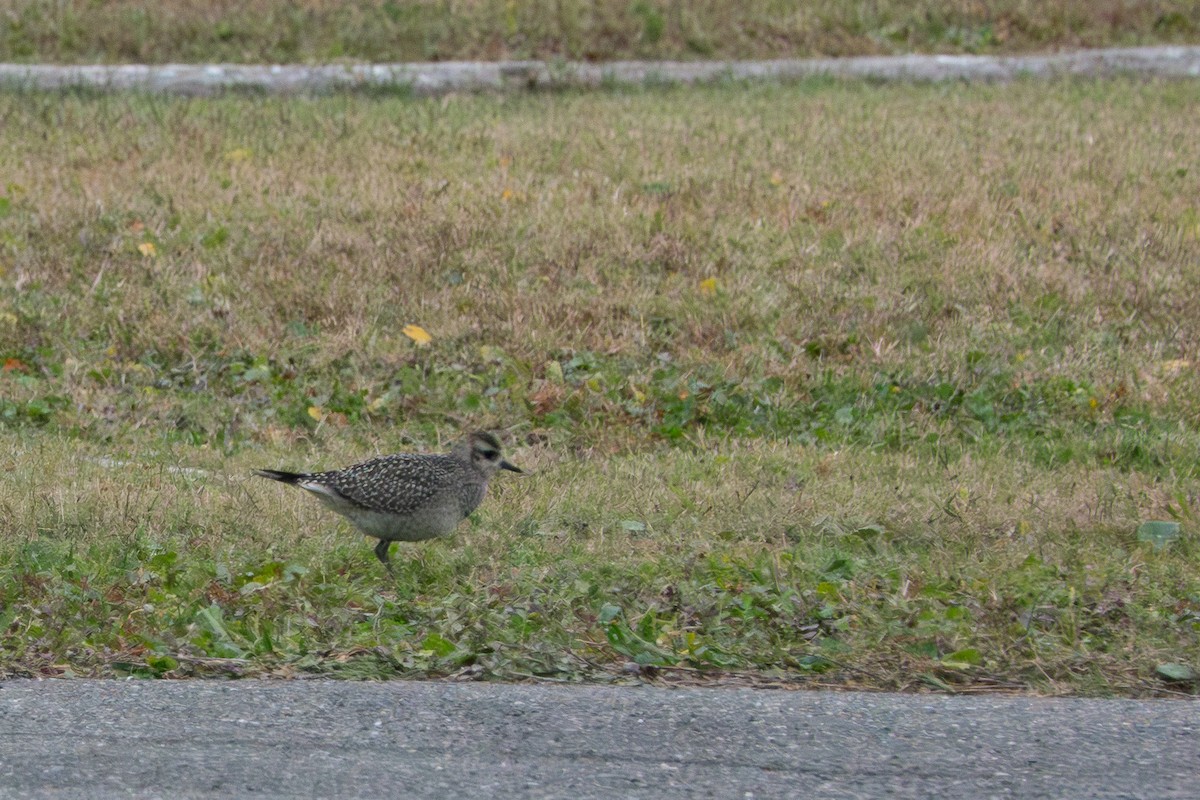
[{"x1": 254, "y1": 431, "x2": 522, "y2": 569}]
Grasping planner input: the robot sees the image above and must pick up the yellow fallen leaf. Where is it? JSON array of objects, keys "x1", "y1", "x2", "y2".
[
  {"x1": 769, "y1": 171, "x2": 784, "y2": 186},
  {"x1": 501, "y1": 187, "x2": 514, "y2": 201},
  {"x1": 307, "y1": 405, "x2": 324, "y2": 421},
  {"x1": 225, "y1": 148, "x2": 253, "y2": 163},
  {"x1": 137, "y1": 242, "x2": 157, "y2": 257},
  {"x1": 402, "y1": 324, "x2": 432, "y2": 346},
  {"x1": 698, "y1": 277, "x2": 718, "y2": 296}
]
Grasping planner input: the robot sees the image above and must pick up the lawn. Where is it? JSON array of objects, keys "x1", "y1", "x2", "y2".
[
  {"x1": 1, "y1": 76, "x2": 1199, "y2": 693},
  {"x1": 1, "y1": 0, "x2": 1198, "y2": 64}
]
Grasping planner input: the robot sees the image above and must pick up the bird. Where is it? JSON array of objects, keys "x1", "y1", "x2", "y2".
[{"x1": 253, "y1": 431, "x2": 523, "y2": 570}]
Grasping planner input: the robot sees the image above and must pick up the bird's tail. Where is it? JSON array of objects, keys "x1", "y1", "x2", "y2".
[{"x1": 252, "y1": 468, "x2": 309, "y2": 484}]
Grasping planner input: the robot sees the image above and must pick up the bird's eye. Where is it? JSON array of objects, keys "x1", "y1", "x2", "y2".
[{"x1": 479, "y1": 450, "x2": 499, "y2": 460}]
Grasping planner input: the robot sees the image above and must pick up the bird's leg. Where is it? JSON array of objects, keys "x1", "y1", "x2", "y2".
[{"x1": 374, "y1": 539, "x2": 395, "y2": 575}]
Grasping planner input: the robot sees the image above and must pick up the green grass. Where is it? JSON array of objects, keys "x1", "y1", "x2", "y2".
[
  {"x1": 1, "y1": 77, "x2": 1199, "y2": 694},
  {"x1": 0, "y1": 0, "x2": 1197, "y2": 64}
]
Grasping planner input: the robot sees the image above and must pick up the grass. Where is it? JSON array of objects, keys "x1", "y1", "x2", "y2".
[
  {"x1": 0, "y1": 0, "x2": 1198, "y2": 64},
  {"x1": 1, "y1": 77, "x2": 1199, "y2": 694}
]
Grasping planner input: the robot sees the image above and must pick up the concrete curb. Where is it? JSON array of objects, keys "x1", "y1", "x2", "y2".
[{"x1": 1, "y1": 45, "x2": 1198, "y2": 95}]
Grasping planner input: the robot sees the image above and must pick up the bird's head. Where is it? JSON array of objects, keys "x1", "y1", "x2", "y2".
[{"x1": 459, "y1": 430, "x2": 523, "y2": 477}]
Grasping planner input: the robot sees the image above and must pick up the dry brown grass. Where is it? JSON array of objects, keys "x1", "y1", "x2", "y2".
[
  {"x1": 2, "y1": 0, "x2": 1198, "y2": 64},
  {"x1": 4, "y1": 81, "x2": 1200, "y2": 442}
]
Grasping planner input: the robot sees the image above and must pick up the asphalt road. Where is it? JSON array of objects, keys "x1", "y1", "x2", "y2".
[{"x1": 0, "y1": 681, "x2": 1195, "y2": 799}]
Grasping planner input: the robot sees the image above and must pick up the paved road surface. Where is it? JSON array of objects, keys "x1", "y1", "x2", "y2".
[
  {"x1": 1, "y1": 45, "x2": 1198, "y2": 95},
  {"x1": 0, "y1": 680, "x2": 1195, "y2": 799}
]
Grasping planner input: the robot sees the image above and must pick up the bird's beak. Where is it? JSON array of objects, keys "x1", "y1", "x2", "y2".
[{"x1": 500, "y1": 460, "x2": 523, "y2": 474}]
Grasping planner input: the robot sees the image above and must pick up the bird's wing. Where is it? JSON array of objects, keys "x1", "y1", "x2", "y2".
[{"x1": 318, "y1": 453, "x2": 459, "y2": 516}]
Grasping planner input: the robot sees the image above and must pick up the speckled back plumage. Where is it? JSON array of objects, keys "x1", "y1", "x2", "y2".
[{"x1": 315, "y1": 452, "x2": 482, "y2": 517}]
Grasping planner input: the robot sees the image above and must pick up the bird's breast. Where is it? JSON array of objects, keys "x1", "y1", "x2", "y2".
[{"x1": 456, "y1": 481, "x2": 488, "y2": 517}]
